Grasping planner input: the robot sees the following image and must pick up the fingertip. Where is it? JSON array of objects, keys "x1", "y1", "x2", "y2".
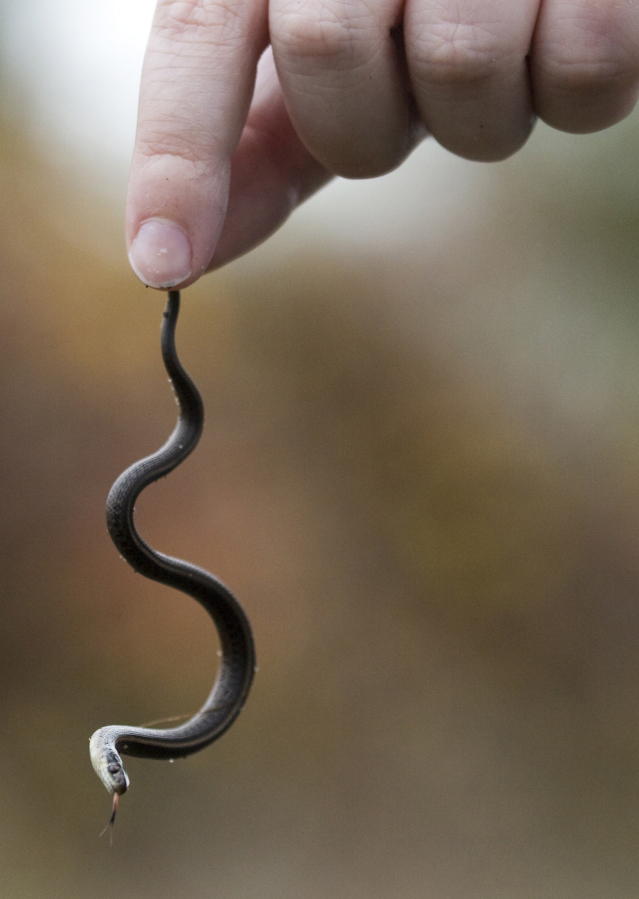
[{"x1": 128, "y1": 219, "x2": 193, "y2": 290}]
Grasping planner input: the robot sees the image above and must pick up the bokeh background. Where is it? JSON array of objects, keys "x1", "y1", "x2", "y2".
[{"x1": 2, "y1": 2, "x2": 639, "y2": 897}]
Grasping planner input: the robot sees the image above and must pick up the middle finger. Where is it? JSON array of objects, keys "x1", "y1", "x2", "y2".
[{"x1": 271, "y1": 0, "x2": 419, "y2": 178}]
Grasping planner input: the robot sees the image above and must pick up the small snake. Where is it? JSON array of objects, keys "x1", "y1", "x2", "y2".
[{"x1": 90, "y1": 291, "x2": 255, "y2": 823}]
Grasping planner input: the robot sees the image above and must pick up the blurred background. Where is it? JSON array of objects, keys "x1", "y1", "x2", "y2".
[{"x1": 2, "y1": 1, "x2": 639, "y2": 897}]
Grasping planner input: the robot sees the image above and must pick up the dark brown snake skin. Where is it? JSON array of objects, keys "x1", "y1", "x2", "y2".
[{"x1": 90, "y1": 291, "x2": 255, "y2": 800}]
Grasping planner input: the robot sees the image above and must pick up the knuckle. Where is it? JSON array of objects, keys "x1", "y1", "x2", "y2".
[
  {"x1": 154, "y1": 0, "x2": 251, "y2": 43},
  {"x1": 411, "y1": 20, "x2": 522, "y2": 87},
  {"x1": 541, "y1": 37, "x2": 639, "y2": 99},
  {"x1": 536, "y1": 2, "x2": 639, "y2": 101},
  {"x1": 136, "y1": 123, "x2": 223, "y2": 172},
  {"x1": 274, "y1": 1, "x2": 371, "y2": 64}
]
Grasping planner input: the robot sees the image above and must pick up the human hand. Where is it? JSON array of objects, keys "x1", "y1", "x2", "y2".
[{"x1": 126, "y1": 0, "x2": 639, "y2": 289}]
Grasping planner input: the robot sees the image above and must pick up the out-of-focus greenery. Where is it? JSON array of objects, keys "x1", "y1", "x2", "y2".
[{"x1": 2, "y1": 70, "x2": 639, "y2": 899}]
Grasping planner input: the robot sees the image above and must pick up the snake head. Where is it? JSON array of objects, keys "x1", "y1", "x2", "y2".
[{"x1": 90, "y1": 730, "x2": 130, "y2": 795}]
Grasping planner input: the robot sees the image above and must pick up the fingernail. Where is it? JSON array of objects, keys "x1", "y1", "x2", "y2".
[{"x1": 129, "y1": 219, "x2": 192, "y2": 289}]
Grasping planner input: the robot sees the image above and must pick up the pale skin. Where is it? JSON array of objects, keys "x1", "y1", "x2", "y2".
[{"x1": 126, "y1": 0, "x2": 639, "y2": 290}]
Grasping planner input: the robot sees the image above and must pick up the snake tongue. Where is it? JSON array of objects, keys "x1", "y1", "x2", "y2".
[
  {"x1": 110, "y1": 792, "x2": 119, "y2": 826},
  {"x1": 99, "y1": 793, "x2": 119, "y2": 842}
]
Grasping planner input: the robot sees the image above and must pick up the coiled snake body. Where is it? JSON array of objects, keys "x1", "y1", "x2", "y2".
[{"x1": 90, "y1": 291, "x2": 255, "y2": 813}]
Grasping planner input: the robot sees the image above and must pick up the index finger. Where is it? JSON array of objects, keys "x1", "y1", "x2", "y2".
[{"x1": 126, "y1": 0, "x2": 268, "y2": 289}]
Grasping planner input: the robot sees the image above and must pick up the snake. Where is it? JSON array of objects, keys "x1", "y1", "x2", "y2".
[{"x1": 90, "y1": 290, "x2": 255, "y2": 823}]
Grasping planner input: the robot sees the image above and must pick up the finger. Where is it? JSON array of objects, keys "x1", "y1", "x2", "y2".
[
  {"x1": 403, "y1": 0, "x2": 539, "y2": 161},
  {"x1": 270, "y1": 0, "x2": 421, "y2": 178},
  {"x1": 530, "y1": 0, "x2": 639, "y2": 133},
  {"x1": 126, "y1": 0, "x2": 268, "y2": 290},
  {"x1": 208, "y1": 49, "x2": 332, "y2": 270}
]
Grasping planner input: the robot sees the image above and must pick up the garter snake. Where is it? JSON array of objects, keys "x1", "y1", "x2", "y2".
[{"x1": 90, "y1": 291, "x2": 255, "y2": 820}]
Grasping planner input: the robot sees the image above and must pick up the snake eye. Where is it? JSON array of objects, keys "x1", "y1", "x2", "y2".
[{"x1": 108, "y1": 763, "x2": 121, "y2": 774}]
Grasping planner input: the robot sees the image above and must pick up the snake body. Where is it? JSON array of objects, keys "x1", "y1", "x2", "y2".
[{"x1": 90, "y1": 291, "x2": 255, "y2": 799}]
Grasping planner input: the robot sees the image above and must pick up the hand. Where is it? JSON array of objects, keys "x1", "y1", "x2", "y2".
[{"x1": 126, "y1": 0, "x2": 639, "y2": 289}]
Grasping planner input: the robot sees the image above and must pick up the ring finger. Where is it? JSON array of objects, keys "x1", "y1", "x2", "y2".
[{"x1": 404, "y1": 0, "x2": 539, "y2": 161}]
